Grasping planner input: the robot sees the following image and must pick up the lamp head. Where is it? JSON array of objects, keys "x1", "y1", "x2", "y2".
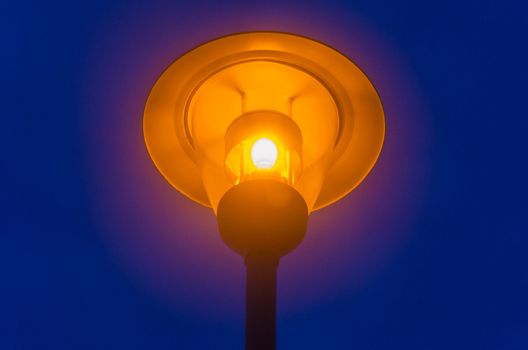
[{"x1": 143, "y1": 32, "x2": 385, "y2": 258}]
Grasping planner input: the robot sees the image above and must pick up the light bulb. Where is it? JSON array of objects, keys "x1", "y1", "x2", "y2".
[{"x1": 251, "y1": 138, "x2": 278, "y2": 169}]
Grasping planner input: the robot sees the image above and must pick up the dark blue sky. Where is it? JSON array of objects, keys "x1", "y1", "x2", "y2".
[{"x1": 3, "y1": 0, "x2": 527, "y2": 349}]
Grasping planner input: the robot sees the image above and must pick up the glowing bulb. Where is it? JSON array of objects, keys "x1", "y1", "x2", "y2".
[{"x1": 251, "y1": 138, "x2": 278, "y2": 169}]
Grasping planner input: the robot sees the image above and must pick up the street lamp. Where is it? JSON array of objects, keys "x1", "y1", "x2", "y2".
[{"x1": 144, "y1": 32, "x2": 384, "y2": 350}]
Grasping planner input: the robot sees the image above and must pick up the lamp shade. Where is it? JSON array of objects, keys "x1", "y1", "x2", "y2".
[{"x1": 144, "y1": 32, "x2": 385, "y2": 213}]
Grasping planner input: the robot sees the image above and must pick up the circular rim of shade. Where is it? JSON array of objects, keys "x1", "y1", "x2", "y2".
[{"x1": 143, "y1": 31, "x2": 385, "y2": 211}]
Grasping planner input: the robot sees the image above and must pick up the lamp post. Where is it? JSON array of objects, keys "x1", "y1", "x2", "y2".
[{"x1": 144, "y1": 32, "x2": 385, "y2": 350}]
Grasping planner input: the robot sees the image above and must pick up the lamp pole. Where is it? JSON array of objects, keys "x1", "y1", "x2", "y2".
[{"x1": 245, "y1": 254, "x2": 278, "y2": 350}]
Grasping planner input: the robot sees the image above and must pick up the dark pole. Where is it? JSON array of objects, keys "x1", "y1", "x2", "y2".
[{"x1": 245, "y1": 254, "x2": 279, "y2": 350}]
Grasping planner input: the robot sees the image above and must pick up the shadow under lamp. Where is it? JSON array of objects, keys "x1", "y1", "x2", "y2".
[{"x1": 144, "y1": 32, "x2": 385, "y2": 350}]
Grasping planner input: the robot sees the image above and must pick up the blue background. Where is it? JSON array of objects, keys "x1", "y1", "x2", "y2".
[{"x1": 2, "y1": 0, "x2": 527, "y2": 349}]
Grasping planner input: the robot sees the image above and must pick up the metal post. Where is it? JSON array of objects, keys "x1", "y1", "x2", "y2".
[{"x1": 245, "y1": 254, "x2": 279, "y2": 350}]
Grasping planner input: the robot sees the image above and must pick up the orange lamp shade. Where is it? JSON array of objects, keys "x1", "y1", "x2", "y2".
[{"x1": 143, "y1": 32, "x2": 385, "y2": 214}]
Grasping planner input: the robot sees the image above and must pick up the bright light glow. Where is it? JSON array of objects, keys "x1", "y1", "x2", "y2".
[{"x1": 251, "y1": 138, "x2": 278, "y2": 169}]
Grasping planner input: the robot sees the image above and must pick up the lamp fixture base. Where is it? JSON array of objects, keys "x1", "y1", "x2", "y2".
[{"x1": 217, "y1": 179, "x2": 308, "y2": 258}]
